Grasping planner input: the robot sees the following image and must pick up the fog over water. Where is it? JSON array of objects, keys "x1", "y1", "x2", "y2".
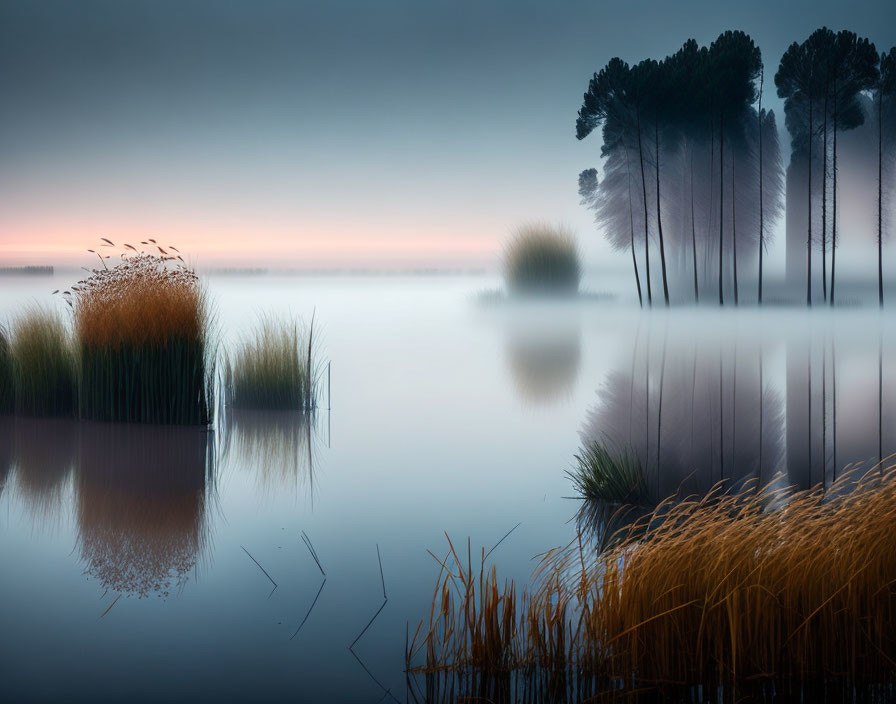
[{"x1": 0, "y1": 272, "x2": 894, "y2": 700}]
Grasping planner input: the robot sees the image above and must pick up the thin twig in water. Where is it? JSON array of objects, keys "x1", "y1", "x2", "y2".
[
  {"x1": 289, "y1": 577, "x2": 326, "y2": 640},
  {"x1": 350, "y1": 600, "x2": 388, "y2": 650},
  {"x1": 376, "y1": 543, "x2": 386, "y2": 599},
  {"x1": 484, "y1": 522, "x2": 522, "y2": 562},
  {"x1": 349, "y1": 648, "x2": 400, "y2": 703},
  {"x1": 99, "y1": 594, "x2": 121, "y2": 619},
  {"x1": 241, "y1": 545, "x2": 278, "y2": 590},
  {"x1": 291, "y1": 530, "x2": 327, "y2": 639},
  {"x1": 348, "y1": 544, "x2": 396, "y2": 701},
  {"x1": 301, "y1": 531, "x2": 325, "y2": 577}
]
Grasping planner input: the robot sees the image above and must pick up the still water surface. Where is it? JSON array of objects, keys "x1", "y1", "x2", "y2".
[{"x1": 0, "y1": 274, "x2": 893, "y2": 701}]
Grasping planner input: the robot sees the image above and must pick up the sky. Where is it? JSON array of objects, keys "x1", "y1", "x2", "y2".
[{"x1": 1, "y1": 0, "x2": 894, "y2": 270}]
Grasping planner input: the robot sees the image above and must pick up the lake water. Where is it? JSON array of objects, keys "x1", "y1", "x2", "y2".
[{"x1": 1, "y1": 273, "x2": 894, "y2": 702}]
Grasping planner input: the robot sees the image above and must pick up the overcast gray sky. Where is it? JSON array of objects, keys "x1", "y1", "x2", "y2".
[{"x1": 1, "y1": 0, "x2": 894, "y2": 268}]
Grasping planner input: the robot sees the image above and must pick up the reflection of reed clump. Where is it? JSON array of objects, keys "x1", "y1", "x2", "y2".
[
  {"x1": 506, "y1": 329, "x2": 581, "y2": 404},
  {"x1": 76, "y1": 423, "x2": 212, "y2": 598},
  {"x1": 409, "y1": 470, "x2": 896, "y2": 694},
  {"x1": 222, "y1": 409, "x2": 317, "y2": 497},
  {"x1": 12, "y1": 417, "x2": 77, "y2": 517}
]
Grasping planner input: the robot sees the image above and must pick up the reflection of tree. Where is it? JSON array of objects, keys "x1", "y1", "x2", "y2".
[
  {"x1": 76, "y1": 423, "x2": 213, "y2": 598},
  {"x1": 787, "y1": 333, "x2": 896, "y2": 489},
  {"x1": 12, "y1": 417, "x2": 77, "y2": 519},
  {"x1": 581, "y1": 339, "x2": 785, "y2": 499},
  {"x1": 221, "y1": 409, "x2": 318, "y2": 500},
  {"x1": 505, "y1": 326, "x2": 581, "y2": 405}
]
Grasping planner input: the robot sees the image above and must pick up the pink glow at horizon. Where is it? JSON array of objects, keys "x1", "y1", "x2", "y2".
[{"x1": 0, "y1": 222, "x2": 503, "y2": 269}]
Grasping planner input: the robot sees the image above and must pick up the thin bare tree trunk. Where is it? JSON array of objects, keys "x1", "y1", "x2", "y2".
[
  {"x1": 719, "y1": 112, "x2": 725, "y2": 306},
  {"x1": 732, "y1": 155, "x2": 739, "y2": 305},
  {"x1": 637, "y1": 110, "x2": 652, "y2": 306},
  {"x1": 624, "y1": 147, "x2": 643, "y2": 307},
  {"x1": 655, "y1": 117, "x2": 670, "y2": 306},
  {"x1": 758, "y1": 66, "x2": 765, "y2": 305},
  {"x1": 831, "y1": 90, "x2": 839, "y2": 307},
  {"x1": 690, "y1": 145, "x2": 699, "y2": 303},
  {"x1": 822, "y1": 85, "x2": 829, "y2": 302},
  {"x1": 807, "y1": 97, "x2": 814, "y2": 307},
  {"x1": 879, "y1": 88, "x2": 885, "y2": 307},
  {"x1": 706, "y1": 117, "x2": 715, "y2": 290}
]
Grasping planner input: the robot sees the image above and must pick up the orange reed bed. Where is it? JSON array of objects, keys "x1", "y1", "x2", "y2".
[
  {"x1": 72, "y1": 246, "x2": 214, "y2": 424},
  {"x1": 407, "y1": 469, "x2": 896, "y2": 693}
]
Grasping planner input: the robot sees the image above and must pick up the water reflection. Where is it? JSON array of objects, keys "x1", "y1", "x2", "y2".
[
  {"x1": 505, "y1": 322, "x2": 581, "y2": 405},
  {"x1": 75, "y1": 423, "x2": 214, "y2": 598},
  {"x1": 12, "y1": 417, "x2": 77, "y2": 521},
  {"x1": 786, "y1": 332, "x2": 896, "y2": 489},
  {"x1": 582, "y1": 333, "x2": 785, "y2": 499},
  {"x1": 583, "y1": 322, "x2": 896, "y2": 499},
  {"x1": 220, "y1": 409, "x2": 321, "y2": 500},
  {"x1": 4, "y1": 408, "x2": 324, "y2": 601}
]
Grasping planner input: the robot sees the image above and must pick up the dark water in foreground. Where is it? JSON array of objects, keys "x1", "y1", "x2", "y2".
[{"x1": 1, "y1": 275, "x2": 895, "y2": 702}]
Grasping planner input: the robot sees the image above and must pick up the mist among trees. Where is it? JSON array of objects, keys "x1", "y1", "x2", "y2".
[{"x1": 577, "y1": 29, "x2": 896, "y2": 306}]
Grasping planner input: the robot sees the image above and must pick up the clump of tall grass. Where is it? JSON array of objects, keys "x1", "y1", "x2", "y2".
[
  {"x1": 72, "y1": 245, "x2": 214, "y2": 425},
  {"x1": 568, "y1": 440, "x2": 649, "y2": 505},
  {"x1": 224, "y1": 315, "x2": 319, "y2": 411},
  {"x1": 9, "y1": 307, "x2": 76, "y2": 417},
  {"x1": 503, "y1": 223, "x2": 581, "y2": 296},
  {"x1": 0, "y1": 326, "x2": 13, "y2": 413},
  {"x1": 408, "y1": 469, "x2": 896, "y2": 691}
]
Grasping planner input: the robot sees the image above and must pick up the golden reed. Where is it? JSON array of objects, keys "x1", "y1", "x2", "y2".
[{"x1": 409, "y1": 468, "x2": 896, "y2": 692}]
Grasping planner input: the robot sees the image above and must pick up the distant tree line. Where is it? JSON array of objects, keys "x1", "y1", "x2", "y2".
[
  {"x1": 577, "y1": 29, "x2": 896, "y2": 306},
  {"x1": 0, "y1": 266, "x2": 54, "y2": 276}
]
